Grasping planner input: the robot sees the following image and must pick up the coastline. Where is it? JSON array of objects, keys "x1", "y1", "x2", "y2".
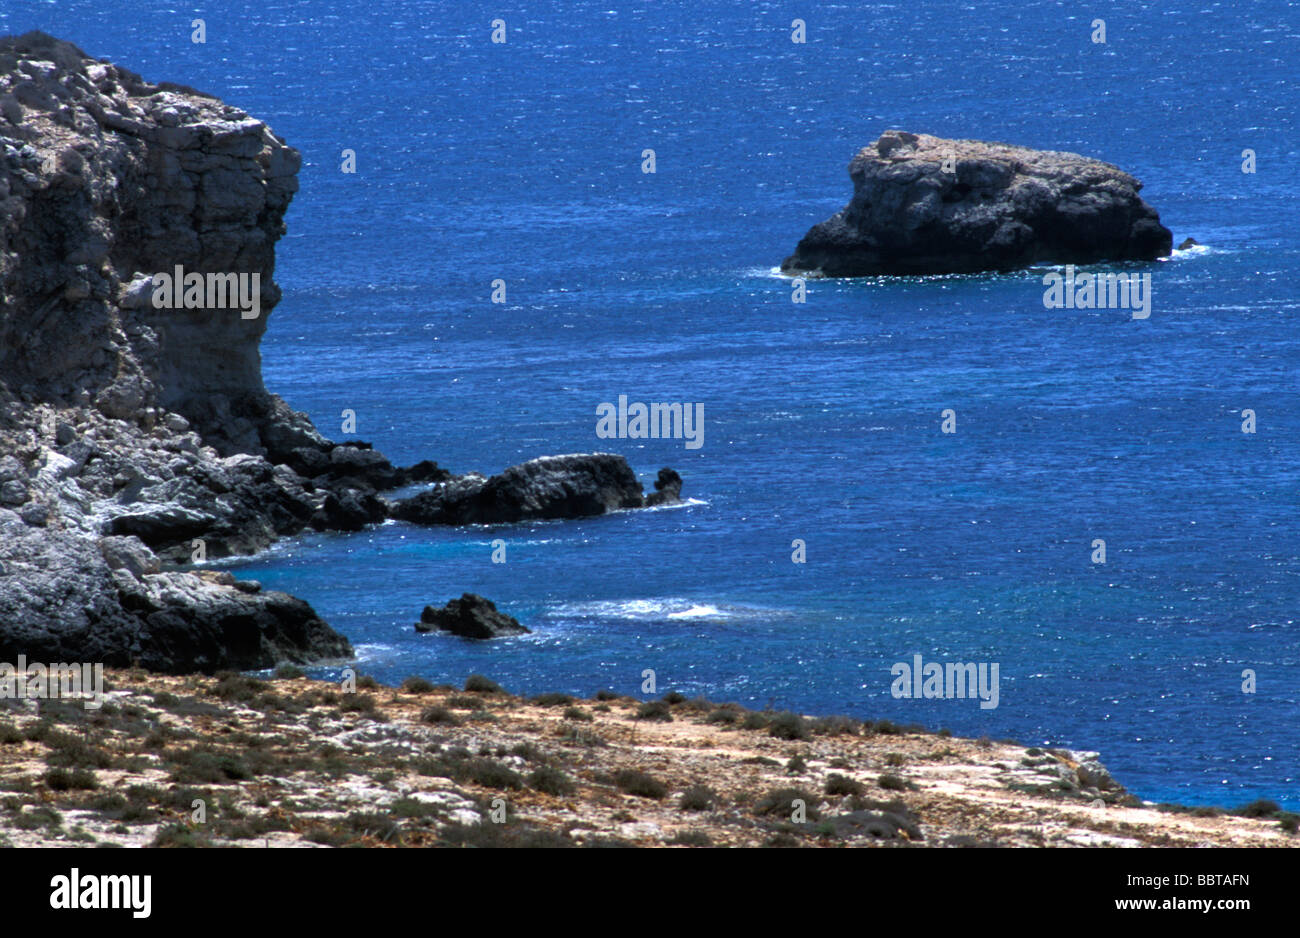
[
  {"x1": 0, "y1": 28, "x2": 1293, "y2": 847},
  {"x1": 0, "y1": 668, "x2": 1291, "y2": 848}
]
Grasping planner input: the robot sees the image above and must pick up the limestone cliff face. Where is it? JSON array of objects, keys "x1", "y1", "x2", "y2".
[
  {"x1": 782, "y1": 130, "x2": 1173, "y2": 277},
  {"x1": 0, "y1": 30, "x2": 305, "y2": 455},
  {"x1": 0, "y1": 33, "x2": 672, "y2": 672},
  {"x1": 0, "y1": 33, "x2": 352, "y2": 671}
]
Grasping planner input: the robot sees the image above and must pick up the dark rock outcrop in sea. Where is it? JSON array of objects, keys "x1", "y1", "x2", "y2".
[
  {"x1": 390, "y1": 453, "x2": 679, "y2": 526},
  {"x1": 644, "y1": 467, "x2": 683, "y2": 507},
  {"x1": 0, "y1": 33, "x2": 676, "y2": 672},
  {"x1": 781, "y1": 130, "x2": 1173, "y2": 277},
  {"x1": 414, "y1": 593, "x2": 530, "y2": 639}
]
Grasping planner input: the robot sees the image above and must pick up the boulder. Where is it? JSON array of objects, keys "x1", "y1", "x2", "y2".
[
  {"x1": 0, "y1": 514, "x2": 352, "y2": 673},
  {"x1": 782, "y1": 130, "x2": 1173, "y2": 276},
  {"x1": 391, "y1": 453, "x2": 648, "y2": 525},
  {"x1": 97, "y1": 534, "x2": 161, "y2": 579},
  {"x1": 1076, "y1": 760, "x2": 1122, "y2": 792},
  {"x1": 644, "y1": 467, "x2": 683, "y2": 507},
  {"x1": 310, "y1": 488, "x2": 388, "y2": 532},
  {"x1": 415, "y1": 593, "x2": 530, "y2": 639}
]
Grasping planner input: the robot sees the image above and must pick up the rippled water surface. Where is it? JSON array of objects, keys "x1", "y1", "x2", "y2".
[{"x1": 13, "y1": 0, "x2": 1299, "y2": 807}]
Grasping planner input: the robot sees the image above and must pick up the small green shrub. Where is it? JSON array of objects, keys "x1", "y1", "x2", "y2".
[
  {"x1": 768, "y1": 711, "x2": 809, "y2": 741},
  {"x1": 531, "y1": 692, "x2": 574, "y2": 707},
  {"x1": 679, "y1": 785, "x2": 716, "y2": 811},
  {"x1": 527, "y1": 766, "x2": 575, "y2": 796},
  {"x1": 741, "y1": 712, "x2": 770, "y2": 730},
  {"x1": 466, "y1": 758, "x2": 523, "y2": 791},
  {"x1": 212, "y1": 672, "x2": 267, "y2": 702},
  {"x1": 1237, "y1": 799, "x2": 1282, "y2": 818},
  {"x1": 635, "y1": 701, "x2": 673, "y2": 722},
  {"x1": 825, "y1": 773, "x2": 864, "y2": 796},
  {"x1": 615, "y1": 769, "x2": 668, "y2": 799},
  {"x1": 464, "y1": 674, "x2": 505, "y2": 694},
  {"x1": 152, "y1": 823, "x2": 211, "y2": 848},
  {"x1": 810, "y1": 715, "x2": 861, "y2": 736},
  {"x1": 339, "y1": 693, "x2": 376, "y2": 713},
  {"x1": 45, "y1": 768, "x2": 98, "y2": 791},
  {"x1": 420, "y1": 706, "x2": 461, "y2": 726},
  {"x1": 168, "y1": 748, "x2": 253, "y2": 784},
  {"x1": 754, "y1": 787, "x2": 820, "y2": 821}
]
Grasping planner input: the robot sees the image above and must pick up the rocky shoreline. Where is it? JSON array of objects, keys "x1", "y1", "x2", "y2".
[
  {"x1": 4, "y1": 35, "x2": 1283, "y2": 850},
  {"x1": 0, "y1": 32, "x2": 680, "y2": 673}
]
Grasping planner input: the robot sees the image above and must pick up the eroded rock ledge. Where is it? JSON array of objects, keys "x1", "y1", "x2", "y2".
[
  {"x1": 390, "y1": 454, "x2": 672, "y2": 526},
  {"x1": 782, "y1": 130, "x2": 1173, "y2": 276},
  {"x1": 0, "y1": 33, "x2": 679, "y2": 672}
]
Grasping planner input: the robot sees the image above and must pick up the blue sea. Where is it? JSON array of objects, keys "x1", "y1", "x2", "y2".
[{"x1": 11, "y1": 0, "x2": 1298, "y2": 810}]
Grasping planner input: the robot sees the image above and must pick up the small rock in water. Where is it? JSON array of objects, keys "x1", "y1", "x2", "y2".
[
  {"x1": 644, "y1": 467, "x2": 683, "y2": 507},
  {"x1": 415, "y1": 593, "x2": 530, "y2": 639}
]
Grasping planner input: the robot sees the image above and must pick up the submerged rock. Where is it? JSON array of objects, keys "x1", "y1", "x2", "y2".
[
  {"x1": 415, "y1": 593, "x2": 530, "y2": 639},
  {"x1": 782, "y1": 130, "x2": 1172, "y2": 276},
  {"x1": 390, "y1": 454, "x2": 658, "y2": 525}
]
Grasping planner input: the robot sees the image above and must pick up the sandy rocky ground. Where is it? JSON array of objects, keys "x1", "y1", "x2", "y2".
[{"x1": 0, "y1": 669, "x2": 1293, "y2": 849}]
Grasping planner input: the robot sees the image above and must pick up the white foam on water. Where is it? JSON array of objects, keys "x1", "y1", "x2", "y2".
[
  {"x1": 547, "y1": 597, "x2": 779, "y2": 623},
  {"x1": 666, "y1": 603, "x2": 725, "y2": 620},
  {"x1": 635, "y1": 496, "x2": 709, "y2": 513}
]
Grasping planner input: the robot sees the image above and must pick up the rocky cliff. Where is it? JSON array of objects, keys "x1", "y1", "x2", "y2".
[
  {"x1": 0, "y1": 32, "x2": 362, "y2": 671},
  {"x1": 782, "y1": 130, "x2": 1173, "y2": 276},
  {"x1": 0, "y1": 33, "x2": 678, "y2": 673},
  {"x1": 0, "y1": 30, "x2": 303, "y2": 451}
]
